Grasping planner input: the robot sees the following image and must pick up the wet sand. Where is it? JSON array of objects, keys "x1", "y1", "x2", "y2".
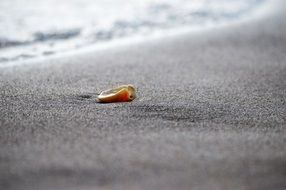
[{"x1": 1, "y1": 1, "x2": 286, "y2": 190}]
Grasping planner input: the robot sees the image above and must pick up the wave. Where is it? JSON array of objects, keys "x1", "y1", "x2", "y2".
[{"x1": 0, "y1": 0, "x2": 265, "y2": 64}]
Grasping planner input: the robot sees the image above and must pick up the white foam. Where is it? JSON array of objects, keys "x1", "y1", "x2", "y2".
[{"x1": 0, "y1": 0, "x2": 272, "y2": 67}]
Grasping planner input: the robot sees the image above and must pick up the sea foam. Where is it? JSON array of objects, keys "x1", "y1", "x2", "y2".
[{"x1": 0, "y1": 0, "x2": 265, "y2": 64}]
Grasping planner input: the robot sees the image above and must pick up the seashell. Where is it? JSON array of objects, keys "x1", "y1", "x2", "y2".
[{"x1": 96, "y1": 85, "x2": 136, "y2": 103}]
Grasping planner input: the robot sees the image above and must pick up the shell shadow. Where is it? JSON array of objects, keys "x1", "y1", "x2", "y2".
[{"x1": 128, "y1": 104, "x2": 227, "y2": 123}]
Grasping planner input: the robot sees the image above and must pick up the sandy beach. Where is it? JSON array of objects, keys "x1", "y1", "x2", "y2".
[{"x1": 1, "y1": 1, "x2": 286, "y2": 190}]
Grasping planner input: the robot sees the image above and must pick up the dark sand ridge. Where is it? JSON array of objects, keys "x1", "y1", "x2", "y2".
[{"x1": 1, "y1": 1, "x2": 286, "y2": 190}]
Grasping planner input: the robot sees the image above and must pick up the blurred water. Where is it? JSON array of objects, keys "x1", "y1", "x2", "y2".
[{"x1": 0, "y1": 0, "x2": 265, "y2": 64}]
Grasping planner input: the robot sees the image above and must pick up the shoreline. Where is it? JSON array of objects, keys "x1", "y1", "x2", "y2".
[
  {"x1": 0, "y1": 0, "x2": 275, "y2": 68},
  {"x1": 1, "y1": 1, "x2": 286, "y2": 190}
]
